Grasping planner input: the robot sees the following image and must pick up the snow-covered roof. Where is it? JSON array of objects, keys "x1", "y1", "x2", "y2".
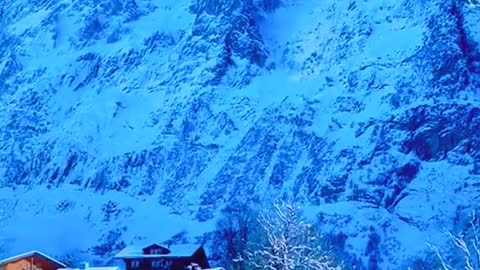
[
  {"x1": 0, "y1": 250, "x2": 67, "y2": 267},
  {"x1": 114, "y1": 244, "x2": 202, "y2": 259}
]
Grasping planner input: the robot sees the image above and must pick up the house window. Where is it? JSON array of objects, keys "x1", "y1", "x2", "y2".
[
  {"x1": 152, "y1": 261, "x2": 162, "y2": 268},
  {"x1": 131, "y1": 260, "x2": 140, "y2": 268},
  {"x1": 152, "y1": 260, "x2": 171, "y2": 270}
]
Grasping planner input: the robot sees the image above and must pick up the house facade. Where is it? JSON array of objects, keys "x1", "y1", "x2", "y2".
[
  {"x1": 0, "y1": 251, "x2": 67, "y2": 270},
  {"x1": 114, "y1": 244, "x2": 209, "y2": 270}
]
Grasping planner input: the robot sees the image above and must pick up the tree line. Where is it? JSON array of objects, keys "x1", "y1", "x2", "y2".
[
  {"x1": 211, "y1": 200, "x2": 343, "y2": 270},
  {"x1": 210, "y1": 201, "x2": 480, "y2": 270}
]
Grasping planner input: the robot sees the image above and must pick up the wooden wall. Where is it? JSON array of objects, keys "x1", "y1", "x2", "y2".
[{"x1": 1, "y1": 255, "x2": 60, "y2": 270}]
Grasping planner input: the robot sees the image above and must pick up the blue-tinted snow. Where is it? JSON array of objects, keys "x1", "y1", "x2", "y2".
[{"x1": 0, "y1": 0, "x2": 480, "y2": 269}]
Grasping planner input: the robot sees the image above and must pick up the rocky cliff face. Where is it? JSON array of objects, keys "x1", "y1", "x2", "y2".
[{"x1": 1, "y1": 0, "x2": 480, "y2": 269}]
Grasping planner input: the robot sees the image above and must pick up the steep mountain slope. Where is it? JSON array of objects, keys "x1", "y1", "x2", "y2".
[{"x1": 1, "y1": 0, "x2": 480, "y2": 269}]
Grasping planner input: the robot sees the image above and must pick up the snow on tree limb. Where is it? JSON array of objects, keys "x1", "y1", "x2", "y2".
[
  {"x1": 429, "y1": 210, "x2": 480, "y2": 270},
  {"x1": 246, "y1": 201, "x2": 342, "y2": 270}
]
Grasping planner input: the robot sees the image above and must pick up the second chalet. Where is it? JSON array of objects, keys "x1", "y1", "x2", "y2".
[
  {"x1": 114, "y1": 243, "x2": 209, "y2": 270},
  {"x1": 0, "y1": 250, "x2": 67, "y2": 270}
]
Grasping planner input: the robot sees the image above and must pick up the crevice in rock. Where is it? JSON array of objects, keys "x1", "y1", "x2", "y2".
[{"x1": 450, "y1": 1, "x2": 480, "y2": 82}]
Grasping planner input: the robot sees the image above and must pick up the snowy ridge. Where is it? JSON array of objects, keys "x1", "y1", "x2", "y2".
[{"x1": 1, "y1": 0, "x2": 480, "y2": 269}]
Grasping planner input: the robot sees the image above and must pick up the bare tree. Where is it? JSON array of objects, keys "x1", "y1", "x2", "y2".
[
  {"x1": 214, "y1": 201, "x2": 256, "y2": 270},
  {"x1": 428, "y1": 211, "x2": 480, "y2": 270},
  {"x1": 245, "y1": 202, "x2": 342, "y2": 270}
]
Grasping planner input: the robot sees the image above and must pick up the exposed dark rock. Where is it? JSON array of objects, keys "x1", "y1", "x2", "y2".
[
  {"x1": 186, "y1": 0, "x2": 270, "y2": 85},
  {"x1": 393, "y1": 104, "x2": 480, "y2": 162},
  {"x1": 414, "y1": 1, "x2": 480, "y2": 98}
]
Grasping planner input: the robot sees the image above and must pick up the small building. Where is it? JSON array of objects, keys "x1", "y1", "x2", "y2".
[
  {"x1": 0, "y1": 250, "x2": 67, "y2": 270},
  {"x1": 114, "y1": 244, "x2": 209, "y2": 270}
]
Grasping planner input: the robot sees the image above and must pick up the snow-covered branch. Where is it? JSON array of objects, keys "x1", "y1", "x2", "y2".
[
  {"x1": 246, "y1": 201, "x2": 342, "y2": 270},
  {"x1": 429, "y1": 210, "x2": 480, "y2": 270}
]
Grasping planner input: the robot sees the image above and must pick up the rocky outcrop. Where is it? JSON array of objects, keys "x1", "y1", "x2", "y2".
[
  {"x1": 1, "y1": 0, "x2": 480, "y2": 269},
  {"x1": 175, "y1": 0, "x2": 278, "y2": 85}
]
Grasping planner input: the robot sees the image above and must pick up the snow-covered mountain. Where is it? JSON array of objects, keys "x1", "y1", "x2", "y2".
[{"x1": 1, "y1": 0, "x2": 480, "y2": 268}]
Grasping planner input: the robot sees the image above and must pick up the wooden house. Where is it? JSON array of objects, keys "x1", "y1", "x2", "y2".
[
  {"x1": 114, "y1": 244, "x2": 209, "y2": 270},
  {"x1": 0, "y1": 251, "x2": 67, "y2": 270}
]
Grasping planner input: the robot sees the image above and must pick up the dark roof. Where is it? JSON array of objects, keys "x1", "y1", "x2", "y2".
[
  {"x1": 115, "y1": 244, "x2": 202, "y2": 259},
  {"x1": 0, "y1": 251, "x2": 67, "y2": 267},
  {"x1": 142, "y1": 244, "x2": 170, "y2": 254}
]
